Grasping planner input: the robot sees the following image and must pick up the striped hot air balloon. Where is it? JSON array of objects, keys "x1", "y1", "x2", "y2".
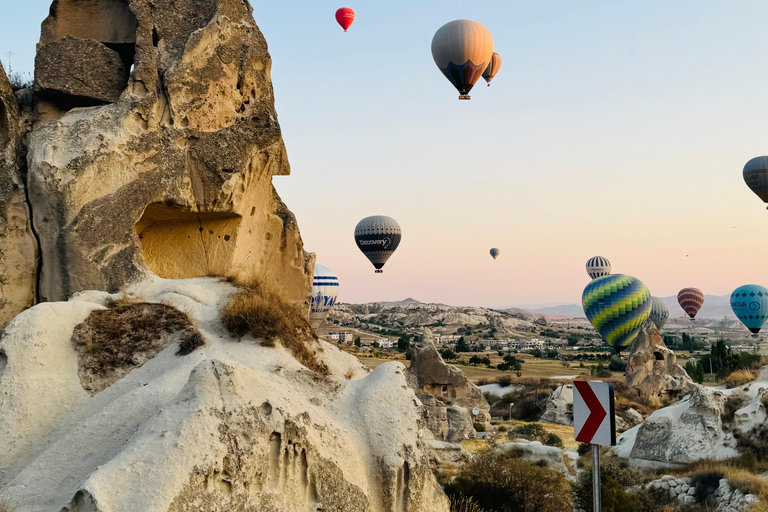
[
  {"x1": 649, "y1": 296, "x2": 670, "y2": 331},
  {"x1": 431, "y1": 20, "x2": 494, "y2": 100},
  {"x1": 354, "y1": 216, "x2": 402, "y2": 273},
  {"x1": 677, "y1": 288, "x2": 704, "y2": 319},
  {"x1": 582, "y1": 274, "x2": 652, "y2": 353},
  {"x1": 730, "y1": 284, "x2": 768, "y2": 334},
  {"x1": 586, "y1": 256, "x2": 611, "y2": 279},
  {"x1": 310, "y1": 264, "x2": 339, "y2": 322}
]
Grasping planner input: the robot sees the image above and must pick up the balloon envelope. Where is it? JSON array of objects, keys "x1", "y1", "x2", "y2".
[
  {"x1": 743, "y1": 156, "x2": 768, "y2": 203},
  {"x1": 482, "y1": 52, "x2": 502, "y2": 85},
  {"x1": 582, "y1": 274, "x2": 651, "y2": 353},
  {"x1": 490, "y1": 248, "x2": 500, "y2": 259},
  {"x1": 649, "y1": 297, "x2": 670, "y2": 331},
  {"x1": 354, "y1": 216, "x2": 402, "y2": 273},
  {"x1": 730, "y1": 284, "x2": 768, "y2": 334},
  {"x1": 335, "y1": 7, "x2": 355, "y2": 31},
  {"x1": 677, "y1": 288, "x2": 704, "y2": 319},
  {"x1": 310, "y1": 264, "x2": 339, "y2": 322},
  {"x1": 431, "y1": 20, "x2": 494, "y2": 99},
  {"x1": 586, "y1": 256, "x2": 611, "y2": 279}
]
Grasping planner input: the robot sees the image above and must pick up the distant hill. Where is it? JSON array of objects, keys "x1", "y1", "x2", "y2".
[{"x1": 511, "y1": 294, "x2": 735, "y2": 320}]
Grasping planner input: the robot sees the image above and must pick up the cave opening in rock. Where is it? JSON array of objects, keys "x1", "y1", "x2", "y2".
[
  {"x1": 653, "y1": 351, "x2": 664, "y2": 361},
  {"x1": 136, "y1": 203, "x2": 242, "y2": 280}
]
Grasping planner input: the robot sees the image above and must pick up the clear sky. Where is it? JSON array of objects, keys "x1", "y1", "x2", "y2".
[{"x1": 2, "y1": 1, "x2": 767, "y2": 308}]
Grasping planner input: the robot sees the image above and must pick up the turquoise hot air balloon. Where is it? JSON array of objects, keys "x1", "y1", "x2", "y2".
[
  {"x1": 582, "y1": 274, "x2": 652, "y2": 353},
  {"x1": 730, "y1": 284, "x2": 768, "y2": 334},
  {"x1": 649, "y1": 296, "x2": 670, "y2": 331},
  {"x1": 490, "y1": 248, "x2": 500, "y2": 259}
]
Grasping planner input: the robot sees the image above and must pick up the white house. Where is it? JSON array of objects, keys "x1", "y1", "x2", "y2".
[{"x1": 377, "y1": 338, "x2": 393, "y2": 349}]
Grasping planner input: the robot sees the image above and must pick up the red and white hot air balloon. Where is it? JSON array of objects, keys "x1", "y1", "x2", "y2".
[{"x1": 335, "y1": 7, "x2": 355, "y2": 32}]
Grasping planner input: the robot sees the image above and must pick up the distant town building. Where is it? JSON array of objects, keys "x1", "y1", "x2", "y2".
[
  {"x1": 435, "y1": 334, "x2": 460, "y2": 345},
  {"x1": 324, "y1": 333, "x2": 340, "y2": 340},
  {"x1": 509, "y1": 338, "x2": 545, "y2": 351},
  {"x1": 378, "y1": 337, "x2": 393, "y2": 349}
]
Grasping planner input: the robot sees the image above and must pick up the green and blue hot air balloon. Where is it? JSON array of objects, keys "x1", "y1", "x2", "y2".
[
  {"x1": 582, "y1": 274, "x2": 652, "y2": 353},
  {"x1": 730, "y1": 284, "x2": 768, "y2": 334}
]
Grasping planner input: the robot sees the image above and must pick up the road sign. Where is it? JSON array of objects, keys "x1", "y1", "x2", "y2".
[
  {"x1": 472, "y1": 407, "x2": 480, "y2": 416},
  {"x1": 573, "y1": 381, "x2": 615, "y2": 447}
]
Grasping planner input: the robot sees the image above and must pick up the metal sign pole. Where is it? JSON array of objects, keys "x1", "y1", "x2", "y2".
[{"x1": 592, "y1": 444, "x2": 601, "y2": 512}]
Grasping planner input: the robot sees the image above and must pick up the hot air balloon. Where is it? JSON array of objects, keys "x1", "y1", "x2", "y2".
[
  {"x1": 354, "y1": 216, "x2": 401, "y2": 273},
  {"x1": 743, "y1": 156, "x2": 768, "y2": 203},
  {"x1": 649, "y1": 297, "x2": 670, "y2": 331},
  {"x1": 730, "y1": 284, "x2": 768, "y2": 334},
  {"x1": 586, "y1": 256, "x2": 611, "y2": 280},
  {"x1": 490, "y1": 248, "x2": 500, "y2": 259},
  {"x1": 582, "y1": 274, "x2": 651, "y2": 353},
  {"x1": 310, "y1": 264, "x2": 339, "y2": 323},
  {"x1": 431, "y1": 20, "x2": 494, "y2": 100},
  {"x1": 677, "y1": 288, "x2": 704, "y2": 319},
  {"x1": 482, "y1": 52, "x2": 501, "y2": 86},
  {"x1": 335, "y1": 7, "x2": 355, "y2": 32}
]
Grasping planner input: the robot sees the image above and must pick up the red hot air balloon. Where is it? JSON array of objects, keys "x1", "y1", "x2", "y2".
[
  {"x1": 677, "y1": 287, "x2": 704, "y2": 320},
  {"x1": 335, "y1": 7, "x2": 355, "y2": 32}
]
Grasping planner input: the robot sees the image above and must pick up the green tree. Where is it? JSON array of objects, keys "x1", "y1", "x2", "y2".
[
  {"x1": 455, "y1": 336, "x2": 471, "y2": 353},
  {"x1": 397, "y1": 334, "x2": 412, "y2": 352},
  {"x1": 440, "y1": 349, "x2": 458, "y2": 360},
  {"x1": 354, "y1": 336, "x2": 361, "y2": 348}
]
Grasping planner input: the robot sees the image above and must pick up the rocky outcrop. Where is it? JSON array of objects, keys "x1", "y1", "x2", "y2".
[
  {"x1": 406, "y1": 329, "x2": 490, "y2": 424},
  {"x1": 0, "y1": 63, "x2": 38, "y2": 328},
  {"x1": 35, "y1": 36, "x2": 130, "y2": 104},
  {"x1": 419, "y1": 394, "x2": 474, "y2": 443},
  {"x1": 733, "y1": 387, "x2": 767, "y2": 434},
  {"x1": 540, "y1": 384, "x2": 573, "y2": 425},
  {"x1": 646, "y1": 475, "x2": 761, "y2": 511},
  {"x1": 0, "y1": 277, "x2": 450, "y2": 512},
  {"x1": 625, "y1": 321, "x2": 694, "y2": 401},
  {"x1": 14, "y1": 0, "x2": 314, "y2": 312},
  {"x1": 629, "y1": 385, "x2": 738, "y2": 464},
  {"x1": 496, "y1": 440, "x2": 576, "y2": 478}
]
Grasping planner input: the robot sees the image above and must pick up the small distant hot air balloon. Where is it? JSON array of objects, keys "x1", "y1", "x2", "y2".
[
  {"x1": 649, "y1": 297, "x2": 670, "y2": 331},
  {"x1": 335, "y1": 7, "x2": 355, "y2": 32},
  {"x1": 490, "y1": 248, "x2": 500, "y2": 259},
  {"x1": 431, "y1": 20, "x2": 494, "y2": 100},
  {"x1": 354, "y1": 216, "x2": 401, "y2": 273},
  {"x1": 310, "y1": 264, "x2": 339, "y2": 323},
  {"x1": 582, "y1": 274, "x2": 652, "y2": 353},
  {"x1": 586, "y1": 256, "x2": 611, "y2": 280},
  {"x1": 482, "y1": 52, "x2": 502, "y2": 86},
  {"x1": 743, "y1": 156, "x2": 768, "y2": 203},
  {"x1": 677, "y1": 288, "x2": 704, "y2": 319},
  {"x1": 730, "y1": 284, "x2": 768, "y2": 334}
]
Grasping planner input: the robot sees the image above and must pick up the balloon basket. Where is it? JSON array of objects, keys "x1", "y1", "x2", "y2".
[
  {"x1": 375, "y1": 270, "x2": 383, "y2": 273},
  {"x1": 458, "y1": 95, "x2": 470, "y2": 100}
]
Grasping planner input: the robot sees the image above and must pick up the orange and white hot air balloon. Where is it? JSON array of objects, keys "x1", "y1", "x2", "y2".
[
  {"x1": 482, "y1": 52, "x2": 502, "y2": 86},
  {"x1": 431, "y1": 20, "x2": 494, "y2": 100}
]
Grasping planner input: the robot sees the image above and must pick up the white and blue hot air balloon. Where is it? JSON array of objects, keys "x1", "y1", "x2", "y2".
[{"x1": 310, "y1": 264, "x2": 339, "y2": 323}]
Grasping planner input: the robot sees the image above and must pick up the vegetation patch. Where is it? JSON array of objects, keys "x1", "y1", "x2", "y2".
[
  {"x1": 724, "y1": 369, "x2": 758, "y2": 388},
  {"x1": 221, "y1": 286, "x2": 328, "y2": 375},
  {"x1": 72, "y1": 302, "x2": 204, "y2": 394},
  {"x1": 573, "y1": 458, "x2": 660, "y2": 512}
]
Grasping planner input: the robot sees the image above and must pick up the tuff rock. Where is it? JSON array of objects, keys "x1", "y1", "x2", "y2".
[{"x1": 625, "y1": 320, "x2": 694, "y2": 401}]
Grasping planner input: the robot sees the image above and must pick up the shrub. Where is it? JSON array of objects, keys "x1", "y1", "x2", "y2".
[
  {"x1": 724, "y1": 369, "x2": 758, "y2": 388},
  {"x1": 444, "y1": 450, "x2": 573, "y2": 512},
  {"x1": 574, "y1": 458, "x2": 657, "y2": 512},
  {"x1": 577, "y1": 443, "x2": 591, "y2": 456},
  {"x1": 473, "y1": 423, "x2": 486, "y2": 432},
  {"x1": 450, "y1": 496, "x2": 488, "y2": 512},
  {"x1": 544, "y1": 433, "x2": 564, "y2": 448},
  {"x1": 511, "y1": 423, "x2": 546, "y2": 442},
  {"x1": 608, "y1": 356, "x2": 626, "y2": 372},
  {"x1": 496, "y1": 375, "x2": 512, "y2": 387},
  {"x1": 221, "y1": 287, "x2": 327, "y2": 375}
]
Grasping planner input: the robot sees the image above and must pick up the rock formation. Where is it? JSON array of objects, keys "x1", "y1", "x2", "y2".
[
  {"x1": 625, "y1": 320, "x2": 694, "y2": 401},
  {"x1": 406, "y1": 329, "x2": 490, "y2": 426},
  {"x1": 419, "y1": 394, "x2": 475, "y2": 443},
  {"x1": 0, "y1": 277, "x2": 450, "y2": 512},
  {"x1": 540, "y1": 383, "x2": 573, "y2": 425},
  {"x1": 0, "y1": 0, "x2": 314, "y2": 328}
]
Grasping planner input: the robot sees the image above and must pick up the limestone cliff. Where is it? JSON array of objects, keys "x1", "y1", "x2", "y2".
[{"x1": 0, "y1": 0, "x2": 314, "y2": 325}]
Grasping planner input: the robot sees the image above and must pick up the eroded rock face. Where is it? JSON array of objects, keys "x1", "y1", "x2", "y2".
[
  {"x1": 629, "y1": 385, "x2": 738, "y2": 464},
  {"x1": 24, "y1": 0, "x2": 312, "y2": 310},
  {"x1": 406, "y1": 329, "x2": 490, "y2": 425},
  {"x1": 625, "y1": 321, "x2": 694, "y2": 401},
  {"x1": 540, "y1": 384, "x2": 573, "y2": 426},
  {"x1": 0, "y1": 277, "x2": 450, "y2": 512},
  {"x1": 0, "y1": 63, "x2": 38, "y2": 328},
  {"x1": 419, "y1": 394, "x2": 474, "y2": 443}
]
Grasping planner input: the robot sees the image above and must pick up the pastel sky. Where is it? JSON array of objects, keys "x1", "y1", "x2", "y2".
[{"x1": 3, "y1": 1, "x2": 767, "y2": 308}]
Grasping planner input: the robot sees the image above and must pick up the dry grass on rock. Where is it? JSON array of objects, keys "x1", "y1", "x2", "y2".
[
  {"x1": 72, "y1": 303, "x2": 205, "y2": 394},
  {"x1": 221, "y1": 286, "x2": 327, "y2": 375},
  {"x1": 724, "y1": 369, "x2": 758, "y2": 388}
]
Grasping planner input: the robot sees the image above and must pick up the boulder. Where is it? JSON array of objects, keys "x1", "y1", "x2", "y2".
[
  {"x1": 540, "y1": 384, "x2": 573, "y2": 425},
  {"x1": 0, "y1": 277, "x2": 450, "y2": 512},
  {"x1": 425, "y1": 440, "x2": 470, "y2": 470},
  {"x1": 406, "y1": 329, "x2": 490, "y2": 424},
  {"x1": 496, "y1": 440, "x2": 568, "y2": 475},
  {"x1": 629, "y1": 385, "x2": 738, "y2": 464},
  {"x1": 625, "y1": 320, "x2": 694, "y2": 401},
  {"x1": 733, "y1": 387, "x2": 767, "y2": 434},
  {"x1": 34, "y1": 37, "x2": 130, "y2": 104},
  {"x1": 419, "y1": 394, "x2": 474, "y2": 443},
  {"x1": 0, "y1": 63, "x2": 37, "y2": 329},
  {"x1": 25, "y1": 0, "x2": 313, "y2": 310}
]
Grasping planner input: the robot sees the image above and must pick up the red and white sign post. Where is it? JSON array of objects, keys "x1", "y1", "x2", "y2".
[{"x1": 573, "y1": 381, "x2": 615, "y2": 512}]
